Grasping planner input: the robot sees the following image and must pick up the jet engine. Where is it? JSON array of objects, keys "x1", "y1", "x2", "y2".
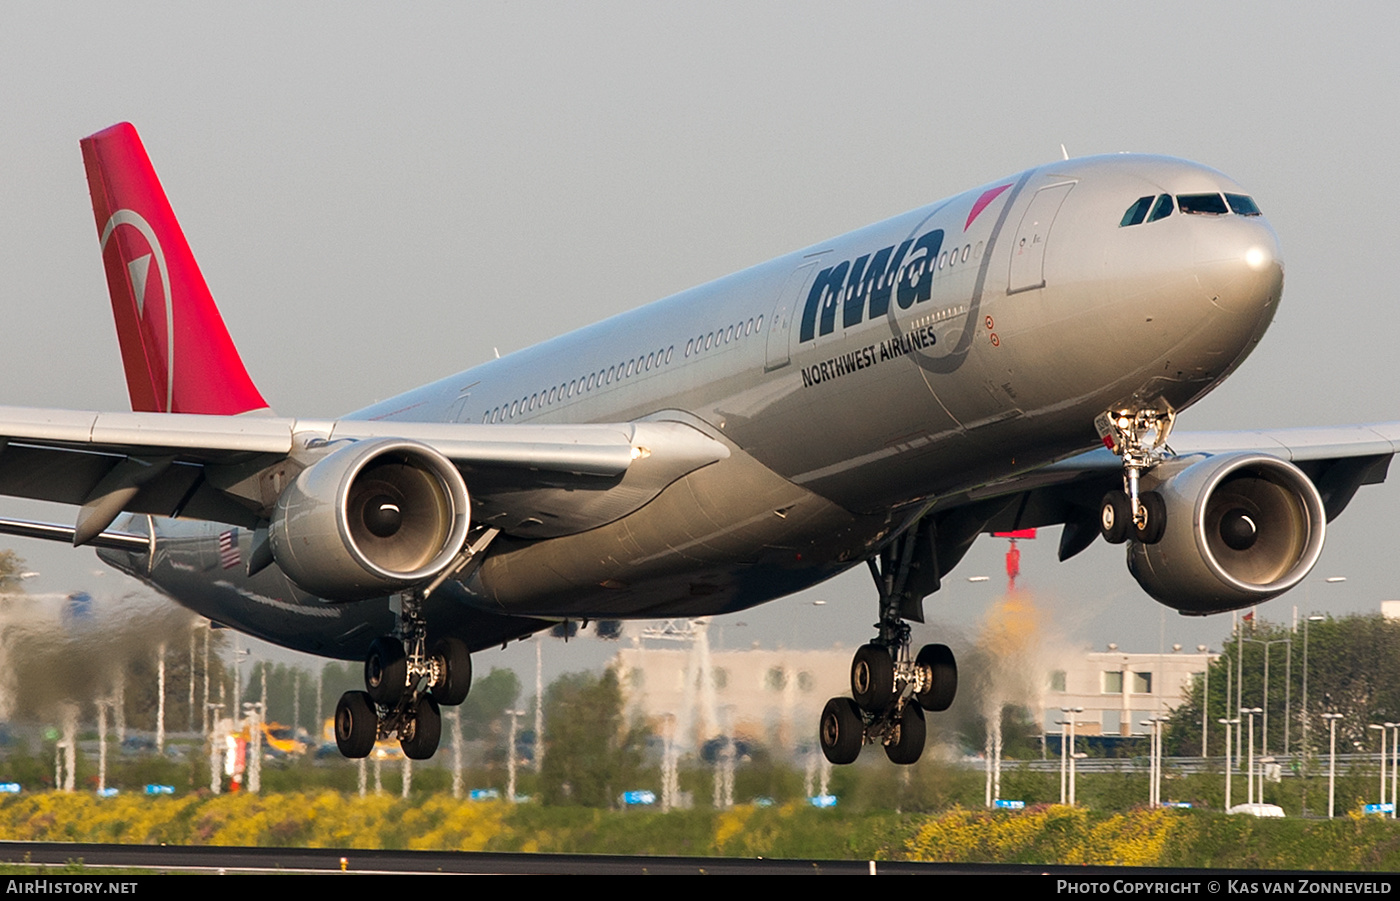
[
  {"x1": 1127, "y1": 453, "x2": 1325, "y2": 615},
  {"x1": 269, "y1": 438, "x2": 471, "y2": 601}
]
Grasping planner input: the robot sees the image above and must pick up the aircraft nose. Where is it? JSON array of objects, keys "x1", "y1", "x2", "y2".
[{"x1": 1192, "y1": 216, "x2": 1284, "y2": 315}]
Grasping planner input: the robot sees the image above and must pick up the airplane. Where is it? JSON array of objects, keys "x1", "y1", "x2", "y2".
[{"x1": 0, "y1": 122, "x2": 1395, "y2": 766}]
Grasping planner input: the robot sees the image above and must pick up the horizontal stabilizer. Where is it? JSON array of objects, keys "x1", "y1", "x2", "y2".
[{"x1": 0, "y1": 516, "x2": 150, "y2": 552}]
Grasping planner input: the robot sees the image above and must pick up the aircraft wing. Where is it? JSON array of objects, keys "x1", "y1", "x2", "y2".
[
  {"x1": 949, "y1": 422, "x2": 1400, "y2": 561},
  {"x1": 0, "y1": 405, "x2": 728, "y2": 541}
]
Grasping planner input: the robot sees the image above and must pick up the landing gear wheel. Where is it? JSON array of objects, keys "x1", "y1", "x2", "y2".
[
  {"x1": 1100, "y1": 491, "x2": 1130, "y2": 544},
  {"x1": 851, "y1": 644, "x2": 895, "y2": 712},
  {"x1": 914, "y1": 643, "x2": 958, "y2": 712},
  {"x1": 1133, "y1": 491, "x2": 1167, "y2": 544},
  {"x1": 431, "y1": 637, "x2": 472, "y2": 706},
  {"x1": 365, "y1": 636, "x2": 408, "y2": 706},
  {"x1": 884, "y1": 704, "x2": 926, "y2": 765},
  {"x1": 401, "y1": 695, "x2": 442, "y2": 760},
  {"x1": 819, "y1": 697, "x2": 864, "y2": 765},
  {"x1": 334, "y1": 690, "x2": 377, "y2": 759}
]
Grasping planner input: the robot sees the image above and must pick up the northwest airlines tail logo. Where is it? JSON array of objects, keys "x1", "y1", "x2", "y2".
[{"x1": 99, "y1": 209, "x2": 174, "y2": 412}]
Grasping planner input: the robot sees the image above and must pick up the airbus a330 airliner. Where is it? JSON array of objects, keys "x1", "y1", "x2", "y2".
[{"x1": 0, "y1": 123, "x2": 1395, "y2": 765}]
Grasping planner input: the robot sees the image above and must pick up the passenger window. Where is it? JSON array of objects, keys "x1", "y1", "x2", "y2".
[
  {"x1": 1177, "y1": 193, "x2": 1229, "y2": 215},
  {"x1": 1225, "y1": 193, "x2": 1262, "y2": 216},
  {"x1": 1147, "y1": 194, "x2": 1174, "y2": 223},
  {"x1": 1120, "y1": 196, "x2": 1154, "y2": 227}
]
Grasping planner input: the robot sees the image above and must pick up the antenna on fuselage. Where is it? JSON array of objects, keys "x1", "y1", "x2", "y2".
[{"x1": 1060, "y1": 144, "x2": 1069, "y2": 161}]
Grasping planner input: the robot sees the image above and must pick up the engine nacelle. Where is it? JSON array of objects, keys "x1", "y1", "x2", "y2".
[
  {"x1": 1127, "y1": 453, "x2": 1326, "y2": 615},
  {"x1": 270, "y1": 438, "x2": 471, "y2": 601}
]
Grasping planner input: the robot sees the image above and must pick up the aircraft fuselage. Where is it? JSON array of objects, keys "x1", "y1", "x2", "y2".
[{"x1": 102, "y1": 153, "x2": 1285, "y2": 658}]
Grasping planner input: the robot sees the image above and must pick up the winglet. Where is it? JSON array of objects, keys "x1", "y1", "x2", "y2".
[{"x1": 81, "y1": 123, "x2": 270, "y2": 415}]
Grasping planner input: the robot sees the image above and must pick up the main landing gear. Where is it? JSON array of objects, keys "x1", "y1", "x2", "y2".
[
  {"x1": 335, "y1": 587, "x2": 474, "y2": 760},
  {"x1": 334, "y1": 528, "x2": 499, "y2": 760},
  {"x1": 819, "y1": 529, "x2": 958, "y2": 766},
  {"x1": 1095, "y1": 405, "x2": 1175, "y2": 546}
]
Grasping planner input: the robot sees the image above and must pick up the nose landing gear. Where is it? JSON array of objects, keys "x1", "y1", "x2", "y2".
[{"x1": 1095, "y1": 405, "x2": 1175, "y2": 545}]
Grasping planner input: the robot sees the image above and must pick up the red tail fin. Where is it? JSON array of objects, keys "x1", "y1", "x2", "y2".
[{"x1": 81, "y1": 123, "x2": 269, "y2": 415}]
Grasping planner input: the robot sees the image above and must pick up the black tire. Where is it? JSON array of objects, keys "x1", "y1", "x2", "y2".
[
  {"x1": 819, "y1": 697, "x2": 864, "y2": 765},
  {"x1": 851, "y1": 643, "x2": 895, "y2": 712},
  {"x1": 914, "y1": 643, "x2": 958, "y2": 712},
  {"x1": 364, "y1": 636, "x2": 408, "y2": 706},
  {"x1": 1100, "y1": 491, "x2": 1130, "y2": 544},
  {"x1": 431, "y1": 637, "x2": 472, "y2": 706},
  {"x1": 334, "y1": 690, "x2": 377, "y2": 759},
  {"x1": 1133, "y1": 491, "x2": 1167, "y2": 544},
  {"x1": 884, "y1": 704, "x2": 926, "y2": 765},
  {"x1": 401, "y1": 695, "x2": 442, "y2": 760}
]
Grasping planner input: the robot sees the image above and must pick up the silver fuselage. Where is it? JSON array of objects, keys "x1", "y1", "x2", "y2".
[{"x1": 105, "y1": 154, "x2": 1285, "y2": 658}]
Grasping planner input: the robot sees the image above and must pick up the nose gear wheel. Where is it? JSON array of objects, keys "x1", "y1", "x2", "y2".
[{"x1": 1095, "y1": 404, "x2": 1176, "y2": 546}]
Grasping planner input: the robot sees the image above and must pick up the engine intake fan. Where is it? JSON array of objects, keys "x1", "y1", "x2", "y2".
[
  {"x1": 270, "y1": 438, "x2": 471, "y2": 600},
  {"x1": 1127, "y1": 453, "x2": 1325, "y2": 615}
]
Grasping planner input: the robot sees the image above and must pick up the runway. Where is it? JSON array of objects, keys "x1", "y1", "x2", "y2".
[{"x1": 0, "y1": 841, "x2": 1236, "y2": 875}]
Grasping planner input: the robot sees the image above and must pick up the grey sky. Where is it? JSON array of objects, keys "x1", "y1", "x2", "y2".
[{"x1": 1, "y1": 4, "x2": 1397, "y2": 682}]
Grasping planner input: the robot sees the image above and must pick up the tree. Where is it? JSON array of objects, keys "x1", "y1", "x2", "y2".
[
  {"x1": 538, "y1": 668, "x2": 646, "y2": 806},
  {"x1": 1165, "y1": 613, "x2": 1400, "y2": 757},
  {"x1": 459, "y1": 667, "x2": 521, "y2": 740},
  {"x1": 0, "y1": 549, "x2": 24, "y2": 592}
]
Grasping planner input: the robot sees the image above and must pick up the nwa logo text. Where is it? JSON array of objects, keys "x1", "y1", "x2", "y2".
[{"x1": 799, "y1": 228, "x2": 943, "y2": 343}]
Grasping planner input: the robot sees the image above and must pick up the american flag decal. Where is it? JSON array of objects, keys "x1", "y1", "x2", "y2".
[{"x1": 218, "y1": 528, "x2": 241, "y2": 570}]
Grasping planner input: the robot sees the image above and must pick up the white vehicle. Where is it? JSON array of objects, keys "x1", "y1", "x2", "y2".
[{"x1": 1227, "y1": 803, "x2": 1286, "y2": 818}]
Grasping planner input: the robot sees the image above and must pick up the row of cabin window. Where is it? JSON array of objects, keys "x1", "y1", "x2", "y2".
[
  {"x1": 828, "y1": 242, "x2": 983, "y2": 308},
  {"x1": 685, "y1": 315, "x2": 763, "y2": 357},
  {"x1": 483, "y1": 345, "x2": 677, "y2": 422},
  {"x1": 939, "y1": 242, "x2": 980, "y2": 270}
]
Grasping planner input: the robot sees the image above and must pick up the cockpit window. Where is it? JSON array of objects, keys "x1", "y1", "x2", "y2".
[
  {"x1": 1225, "y1": 193, "x2": 1262, "y2": 216},
  {"x1": 1121, "y1": 191, "x2": 1262, "y2": 228},
  {"x1": 1120, "y1": 196, "x2": 1154, "y2": 227},
  {"x1": 1177, "y1": 193, "x2": 1230, "y2": 215}
]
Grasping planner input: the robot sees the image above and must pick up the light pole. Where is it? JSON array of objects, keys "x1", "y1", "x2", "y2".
[
  {"x1": 1142, "y1": 717, "x2": 1166, "y2": 807},
  {"x1": 505, "y1": 708, "x2": 524, "y2": 803},
  {"x1": 1219, "y1": 717, "x2": 1239, "y2": 810},
  {"x1": 1302, "y1": 614, "x2": 1325, "y2": 760},
  {"x1": 1198, "y1": 645, "x2": 1211, "y2": 757},
  {"x1": 1390, "y1": 723, "x2": 1399, "y2": 818},
  {"x1": 1060, "y1": 706, "x2": 1083, "y2": 805},
  {"x1": 1241, "y1": 707, "x2": 1263, "y2": 804},
  {"x1": 1242, "y1": 638, "x2": 1290, "y2": 755},
  {"x1": 1057, "y1": 717, "x2": 1069, "y2": 804},
  {"x1": 1323, "y1": 712, "x2": 1344, "y2": 818},
  {"x1": 1370, "y1": 723, "x2": 1395, "y2": 813}
]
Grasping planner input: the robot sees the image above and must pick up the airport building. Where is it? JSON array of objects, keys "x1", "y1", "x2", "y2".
[
  {"x1": 1040, "y1": 648, "x2": 1215, "y2": 739},
  {"x1": 610, "y1": 631, "x2": 1215, "y2": 757}
]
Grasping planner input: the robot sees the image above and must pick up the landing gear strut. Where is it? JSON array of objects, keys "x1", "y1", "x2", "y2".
[
  {"x1": 1095, "y1": 405, "x2": 1175, "y2": 545},
  {"x1": 335, "y1": 529, "x2": 498, "y2": 760},
  {"x1": 819, "y1": 525, "x2": 958, "y2": 766}
]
